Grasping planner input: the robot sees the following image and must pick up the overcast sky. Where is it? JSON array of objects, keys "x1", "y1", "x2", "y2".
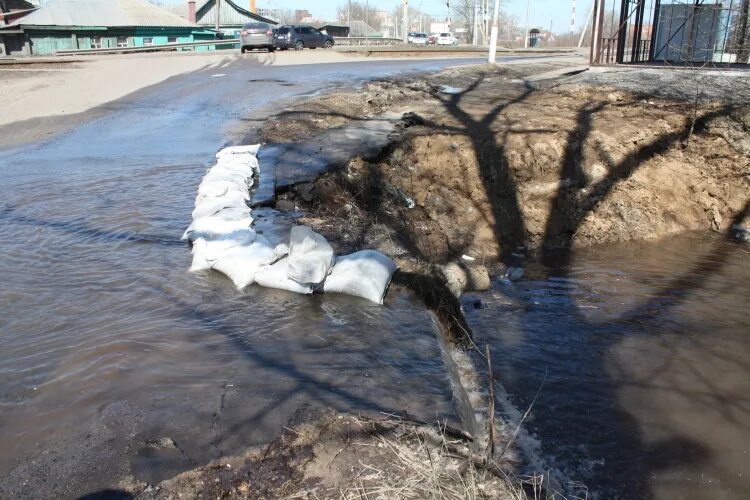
[{"x1": 169, "y1": 1, "x2": 594, "y2": 33}]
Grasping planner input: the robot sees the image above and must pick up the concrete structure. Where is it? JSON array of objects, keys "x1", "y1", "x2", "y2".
[
  {"x1": 0, "y1": 0, "x2": 218, "y2": 56},
  {"x1": 171, "y1": 0, "x2": 276, "y2": 37}
]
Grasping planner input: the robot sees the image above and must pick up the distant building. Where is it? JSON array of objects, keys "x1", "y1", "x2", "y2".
[
  {"x1": 294, "y1": 9, "x2": 311, "y2": 23},
  {"x1": 0, "y1": 0, "x2": 219, "y2": 56},
  {"x1": 171, "y1": 0, "x2": 276, "y2": 37}
]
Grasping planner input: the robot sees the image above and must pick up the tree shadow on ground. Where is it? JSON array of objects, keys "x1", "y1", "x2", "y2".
[{"x1": 428, "y1": 76, "x2": 746, "y2": 497}]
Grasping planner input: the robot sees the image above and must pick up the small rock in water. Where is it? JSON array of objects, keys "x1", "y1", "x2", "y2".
[
  {"x1": 731, "y1": 224, "x2": 749, "y2": 242},
  {"x1": 505, "y1": 266, "x2": 524, "y2": 281}
]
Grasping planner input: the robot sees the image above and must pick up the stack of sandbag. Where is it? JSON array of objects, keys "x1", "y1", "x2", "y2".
[
  {"x1": 255, "y1": 226, "x2": 397, "y2": 304},
  {"x1": 184, "y1": 146, "x2": 397, "y2": 303},
  {"x1": 183, "y1": 145, "x2": 278, "y2": 289}
]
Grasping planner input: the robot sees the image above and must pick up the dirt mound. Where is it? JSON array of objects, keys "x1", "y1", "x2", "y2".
[{"x1": 287, "y1": 66, "x2": 749, "y2": 266}]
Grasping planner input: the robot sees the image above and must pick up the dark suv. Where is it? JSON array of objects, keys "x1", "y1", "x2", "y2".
[{"x1": 274, "y1": 25, "x2": 335, "y2": 50}]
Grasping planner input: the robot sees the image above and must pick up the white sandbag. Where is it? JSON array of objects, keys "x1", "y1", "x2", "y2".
[
  {"x1": 323, "y1": 250, "x2": 397, "y2": 304},
  {"x1": 192, "y1": 198, "x2": 250, "y2": 220},
  {"x1": 213, "y1": 158, "x2": 259, "y2": 176},
  {"x1": 216, "y1": 144, "x2": 261, "y2": 159},
  {"x1": 286, "y1": 226, "x2": 335, "y2": 285},
  {"x1": 189, "y1": 229, "x2": 258, "y2": 272},
  {"x1": 197, "y1": 180, "x2": 249, "y2": 199},
  {"x1": 255, "y1": 258, "x2": 313, "y2": 295},
  {"x1": 273, "y1": 243, "x2": 290, "y2": 259},
  {"x1": 210, "y1": 240, "x2": 277, "y2": 290},
  {"x1": 194, "y1": 191, "x2": 249, "y2": 211},
  {"x1": 183, "y1": 212, "x2": 253, "y2": 241},
  {"x1": 202, "y1": 170, "x2": 254, "y2": 189}
]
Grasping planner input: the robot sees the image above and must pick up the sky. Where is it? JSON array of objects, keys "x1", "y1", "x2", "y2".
[{"x1": 169, "y1": 1, "x2": 595, "y2": 34}]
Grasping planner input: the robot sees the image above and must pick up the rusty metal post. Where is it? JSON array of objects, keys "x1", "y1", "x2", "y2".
[
  {"x1": 616, "y1": 0, "x2": 628, "y2": 63},
  {"x1": 589, "y1": 0, "x2": 600, "y2": 64}
]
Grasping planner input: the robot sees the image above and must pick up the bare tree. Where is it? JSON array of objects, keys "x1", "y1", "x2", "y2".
[{"x1": 337, "y1": 1, "x2": 383, "y2": 31}]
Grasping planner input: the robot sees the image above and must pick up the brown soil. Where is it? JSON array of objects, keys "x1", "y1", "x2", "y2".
[
  {"x1": 273, "y1": 65, "x2": 749, "y2": 267},
  {"x1": 137, "y1": 411, "x2": 519, "y2": 500}
]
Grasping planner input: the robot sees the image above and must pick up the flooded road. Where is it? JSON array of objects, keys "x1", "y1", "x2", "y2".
[
  {"x1": 0, "y1": 57, "x2": 483, "y2": 497},
  {"x1": 1, "y1": 53, "x2": 748, "y2": 500},
  {"x1": 465, "y1": 234, "x2": 749, "y2": 500}
]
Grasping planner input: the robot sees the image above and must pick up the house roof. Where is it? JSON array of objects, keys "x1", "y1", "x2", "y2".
[
  {"x1": 170, "y1": 0, "x2": 276, "y2": 26},
  {"x1": 2, "y1": 0, "x2": 197, "y2": 29}
]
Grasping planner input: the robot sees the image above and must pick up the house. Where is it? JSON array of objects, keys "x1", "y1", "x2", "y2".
[
  {"x1": 0, "y1": 0, "x2": 219, "y2": 56},
  {"x1": 0, "y1": 0, "x2": 36, "y2": 31},
  {"x1": 171, "y1": 0, "x2": 276, "y2": 37}
]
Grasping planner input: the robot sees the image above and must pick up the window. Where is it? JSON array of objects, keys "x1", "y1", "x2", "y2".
[
  {"x1": 116, "y1": 36, "x2": 128, "y2": 48},
  {"x1": 243, "y1": 22, "x2": 268, "y2": 30},
  {"x1": 143, "y1": 37, "x2": 153, "y2": 46},
  {"x1": 278, "y1": 27, "x2": 290, "y2": 35},
  {"x1": 300, "y1": 27, "x2": 312, "y2": 35},
  {"x1": 90, "y1": 36, "x2": 102, "y2": 49},
  {"x1": 167, "y1": 37, "x2": 177, "y2": 44}
]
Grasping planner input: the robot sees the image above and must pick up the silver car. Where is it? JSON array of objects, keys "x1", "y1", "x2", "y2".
[{"x1": 240, "y1": 22, "x2": 275, "y2": 53}]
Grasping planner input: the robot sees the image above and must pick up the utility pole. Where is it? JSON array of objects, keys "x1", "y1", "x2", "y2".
[
  {"x1": 347, "y1": 0, "x2": 351, "y2": 37},
  {"x1": 365, "y1": 0, "x2": 369, "y2": 45},
  {"x1": 578, "y1": 0, "x2": 595, "y2": 48},
  {"x1": 524, "y1": 0, "x2": 530, "y2": 48},
  {"x1": 403, "y1": 0, "x2": 408, "y2": 43},
  {"x1": 488, "y1": 0, "x2": 500, "y2": 62},
  {"x1": 215, "y1": 0, "x2": 221, "y2": 32}
]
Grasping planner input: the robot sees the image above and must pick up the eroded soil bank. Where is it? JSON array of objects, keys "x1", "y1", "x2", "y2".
[
  {"x1": 137, "y1": 410, "x2": 525, "y2": 499},
  {"x1": 271, "y1": 64, "x2": 749, "y2": 268}
]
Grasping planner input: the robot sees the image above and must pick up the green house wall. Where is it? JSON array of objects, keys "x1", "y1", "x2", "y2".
[{"x1": 20, "y1": 27, "x2": 221, "y2": 55}]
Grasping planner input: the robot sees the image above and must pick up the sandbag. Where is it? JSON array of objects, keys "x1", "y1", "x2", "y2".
[
  {"x1": 323, "y1": 250, "x2": 397, "y2": 304},
  {"x1": 210, "y1": 240, "x2": 277, "y2": 290},
  {"x1": 189, "y1": 229, "x2": 258, "y2": 272},
  {"x1": 202, "y1": 170, "x2": 254, "y2": 189},
  {"x1": 286, "y1": 226, "x2": 335, "y2": 286},
  {"x1": 183, "y1": 212, "x2": 253, "y2": 242},
  {"x1": 197, "y1": 180, "x2": 249, "y2": 199},
  {"x1": 192, "y1": 198, "x2": 250, "y2": 220},
  {"x1": 255, "y1": 258, "x2": 313, "y2": 295},
  {"x1": 216, "y1": 144, "x2": 261, "y2": 159}
]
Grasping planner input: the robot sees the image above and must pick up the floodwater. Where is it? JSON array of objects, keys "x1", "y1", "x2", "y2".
[
  {"x1": 1, "y1": 55, "x2": 747, "y2": 499},
  {"x1": 465, "y1": 234, "x2": 749, "y2": 500},
  {"x1": 0, "y1": 57, "x2": 482, "y2": 497}
]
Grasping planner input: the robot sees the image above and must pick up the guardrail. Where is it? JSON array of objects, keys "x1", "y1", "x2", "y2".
[
  {"x1": 333, "y1": 37, "x2": 403, "y2": 46},
  {"x1": 55, "y1": 39, "x2": 240, "y2": 56}
]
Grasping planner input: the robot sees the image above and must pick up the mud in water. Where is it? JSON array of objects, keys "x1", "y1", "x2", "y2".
[{"x1": 464, "y1": 233, "x2": 750, "y2": 500}]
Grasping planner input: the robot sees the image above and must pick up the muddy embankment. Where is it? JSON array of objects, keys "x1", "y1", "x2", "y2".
[{"x1": 269, "y1": 63, "x2": 749, "y2": 334}]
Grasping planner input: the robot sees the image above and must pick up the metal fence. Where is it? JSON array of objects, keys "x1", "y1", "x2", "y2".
[
  {"x1": 55, "y1": 39, "x2": 240, "y2": 56},
  {"x1": 590, "y1": 0, "x2": 749, "y2": 66}
]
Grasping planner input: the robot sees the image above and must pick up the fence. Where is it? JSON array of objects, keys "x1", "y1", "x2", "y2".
[
  {"x1": 55, "y1": 39, "x2": 240, "y2": 56},
  {"x1": 590, "y1": 0, "x2": 749, "y2": 66}
]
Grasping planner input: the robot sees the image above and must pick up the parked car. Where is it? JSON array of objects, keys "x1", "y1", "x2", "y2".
[
  {"x1": 407, "y1": 32, "x2": 418, "y2": 43},
  {"x1": 274, "y1": 25, "x2": 335, "y2": 50},
  {"x1": 410, "y1": 33, "x2": 429, "y2": 45},
  {"x1": 240, "y1": 22, "x2": 275, "y2": 53},
  {"x1": 436, "y1": 32, "x2": 458, "y2": 46},
  {"x1": 428, "y1": 34, "x2": 438, "y2": 45}
]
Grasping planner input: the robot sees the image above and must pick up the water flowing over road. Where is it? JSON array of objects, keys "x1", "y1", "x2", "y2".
[{"x1": 0, "y1": 57, "x2": 483, "y2": 497}]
